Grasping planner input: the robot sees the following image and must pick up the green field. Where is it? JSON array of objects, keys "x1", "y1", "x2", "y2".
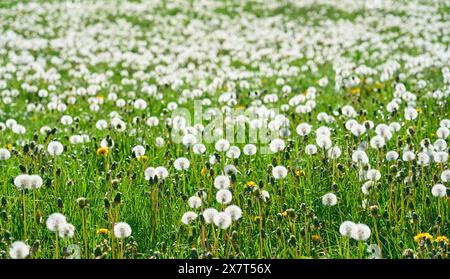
[{"x1": 0, "y1": 0, "x2": 449, "y2": 259}]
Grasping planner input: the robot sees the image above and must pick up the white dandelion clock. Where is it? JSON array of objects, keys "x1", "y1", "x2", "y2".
[
  {"x1": 441, "y1": 170, "x2": 450, "y2": 182},
  {"x1": 193, "y1": 143, "x2": 206, "y2": 154},
  {"x1": 243, "y1": 144, "x2": 257, "y2": 155},
  {"x1": 322, "y1": 193, "x2": 338, "y2": 206},
  {"x1": 46, "y1": 213, "x2": 67, "y2": 232},
  {"x1": 9, "y1": 241, "x2": 30, "y2": 259},
  {"x1": 216, "y1": 189, "x2": 232, "y2": 205},
  {"x1": 431, "y1": 184, "x2": 447, "y2": 198},
  {"x1": 0, "y1": 148, "x2": 11, "y2": 160},
  {"x1": 113, "y1": 222, "x2": 132, "y2": 239},
  {"x1": 296, "y1": 123, "x2": 312, "y2": 136},
  {"x1": 225, "y1": 205, "x2": 243, "y2": 221},
  {"x1": 132, "y1": 145, "x2": 145, "y2": 157},
  {"x1": 213, "y1": 212, "x2": 232, "y2": 229},
  {"x1": 214, "y1": 175, "x2": 231, "y2": 189},
  {"x1": 181, "y1": 211, "x2": 198, "y2": 225},
  {"x1": 174, "y1": 157, "x2": 190, "y2": 171},
  {"x1": 339, "y1": 221, "x2": 356, "y2": 238},
  {"x1": 352, "y1": 224, "x2": 371, "y2": 241},
  {"x1": 188, "y1": 196, "x2": 202, "y2": 209},
  {"x1": 305, "y1": 144, "x2": 318, "y2": 155},
  {"x1": 272, "y1": 166, "x2": 288, "y2": 179},
  {"x1": 215, "y1": 139, "x2": 230, "y2": 152},
  {"x1": 202, "y1": 208, "x2": 218, "y2": 224},
  {"x1": 385, "y1": 151, "x2": 399, "y2": 161},
  {"x1": 269, "y1": 138, "x2": 285, "y2": 153},
  {"x1": 47, "y1": 141, "x2": 64, "y2": 156},
  {"x1": 59, "y1": 223, "x2": 75, "y2": 239},
  {"x1": 14, "y1": 174, "x2": 31, "y2": 190}
]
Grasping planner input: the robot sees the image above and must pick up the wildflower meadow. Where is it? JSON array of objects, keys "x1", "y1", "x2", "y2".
[{"x1": 0, "y1": 0, "x2": 449, "y2": 260}]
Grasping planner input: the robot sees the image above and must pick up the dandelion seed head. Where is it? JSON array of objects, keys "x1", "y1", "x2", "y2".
[
  {"x1": 339, "y1": 221, "x2": 355, "y2": 238},
  {"x1": 113, "y1": 222, "x2": 132, "y2": 239},
  {"x1": 181, "y1": 211, "x2": 198, "y2": 225},
  {"x1": 202, "y1": 208, "x2": 218, "y2": 224},
  {"x1": 322, "y1": 193, "x2": 338, "y2": 206},
  {"x1": 46, "y1": 213, "x2": 67, "y2": 232},
  {"x1": 9, "y1": 241, "x2": 30, "y2": 259},
  {"x1": 188, "y1": 196, "x2": 202, "y2": 209},
  {"x1": 213, "y1": 212, "x2": 232, "y2": 229},
  {"x1": 225, "y1": 205, "x2": 242, "y2": 221}
]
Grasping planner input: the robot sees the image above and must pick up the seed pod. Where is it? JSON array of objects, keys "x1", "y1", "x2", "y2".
[
  {"x1": 113, "y1": 192, "x2": 122, "y2": 205},
  {"x1": 57, "y1": 198, "x2": 63, "y2": 209},
  {"x1": 77, "y1": 197, "x2": 88, "y2": 209},
  {"x1": 104, "y1": 198, "x2": 111, "y2": 209}
]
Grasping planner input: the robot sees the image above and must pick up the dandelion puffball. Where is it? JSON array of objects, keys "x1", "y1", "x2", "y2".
[
  {"x1": 46, "y1": 213, "x2": 67, "y2": 232},
  {"x1": 0, "y1": 148, "x2": 11, "y2": 160},
  {"x1": 188, "y1": 196, "x2": 202, "y2": 209},
  {"x1": 174, "y1": 157, "x2": 190, "y2": 170},
  {"x1": 202, "y1": 208, "x2": 218, "y2": 224},
  {"x1": 216, "y1": 189, "x2": 233, "y2": 205},
  {"x1": 9, "y1": 241, "x2": 30, "y2": 259},
  {"x1": 225, "y1": 205, "x2": 242, "y2": 221},
  {"x1": 113, "y1": 222, "x2": 132, "y2": 239},
  {"x1": 47, "y1": 141, "x2": 64, "y2": 156},
  {"x1": 181, "y1": 211, "x2": 198, "y2": 225},
  {"x1": 272, "y1": 166, "x2": 287, "y2": 179},
  {"x1": 213, "y1": 212, "x2": 232, "y2": 229},
  {"x1": 431, "y1": 184, "x2": 447, "y2": 198},
  {"x1": 59, "y1": 223, "x2": 75, "y2": 238},
  {"x1": 352, "y1": 223, "x2": 371, "y2": 241},
  {"x1": 214, "y1": 175, "x2": 231, "y2": 189},
  {"x1": 322, "y1": 193, "x2": 338, "y2": 206},
  {"x1": 339, "y1": 221, "x2": 356, "y2": 238}
]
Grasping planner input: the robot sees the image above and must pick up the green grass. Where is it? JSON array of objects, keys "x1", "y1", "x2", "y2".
[{"x1": 0, "y1": 0, "x2": 449, "y2": 259}]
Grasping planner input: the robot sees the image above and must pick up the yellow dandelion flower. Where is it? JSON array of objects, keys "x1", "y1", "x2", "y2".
[
  {"x1": 246, "y1": 181, "x2": 256, "y2": 187},
  {"x1": 414, "y1": 232, "x2": 433, "y2": 243},
  {"x1": 281, "y1": 211, "x2": 288, "y2": 217},
  {"x1": 97, "y1": 228, "x2": 110, "y2": 235},
  {"x1": 416, "y1": 108, "x2": 422, "y2": 113},
  {"x1": 96, "y1": 147, "x2": 109, "y2": 156},
  {"x1": 312, "y1": 234, "x2": 321, "y2": 242},
  {"x1": 201, "y1": 167, "x2": 208, "y2": 176},
  {"x1": 350, "y1": 88, "x2": 360, "y2": 95},
  {"x1": 6, "y1": 144, "x2": 13, "y2": 151},
  {"x1": 374, "y1": 82, "x2": 383, "y2": 89},
  {"x1": 295, "y1": 170, "x2": 305, "y2": 177},
  {"x1": 136, "y1": 155, "x2": 148, "y2": 161},
  {"x1": 435, "y1": 236, "x2": 448, "y2": 244}
]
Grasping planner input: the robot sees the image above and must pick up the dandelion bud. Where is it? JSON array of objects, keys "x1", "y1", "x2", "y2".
[
  {"x1": 57, "y1": 198, "x2": 63, "y2": 209},
  {"x1": 288, "y1": 235, "x2": 297, "y2": 246},
  {"x1": 114, "y1": 192, "x2": 122, "y2": 205},
  {"x1": 232, "y1": 231, "x2": 238, "y2": 241},
  {"x1": 286, "y1": 208, "x2": 296, "y2": 218},
  {"x1": 402, "y1": 249, "x2": 415, "y2": 259},
  {"x1": 190, "y1": 248, "x2": 198, "y2": 259},
  {"x1": 112, "y1": 179, "x2": 120, "y2": 189},
  {"x1": 94, "y1": 246, "x2": 102, "y2": 257},
  {"x1": 104, "y1": 198, "x2": 110, "y2": 209},
  {"x1": 19, "y1": 164, "x2": 26, "y2": 173},
  {"x1": 1, "y1": 210, "x2": 7, "y2": 221},
  {"x1": 31, "y1": 240, "x2": 40, "y2": 255},
  {"x1": 369, "y1": 205, "x2": 379, "y2": 217},
  {"x1": 77, "y1": 197, "x2": 87, "y2": 209}
]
